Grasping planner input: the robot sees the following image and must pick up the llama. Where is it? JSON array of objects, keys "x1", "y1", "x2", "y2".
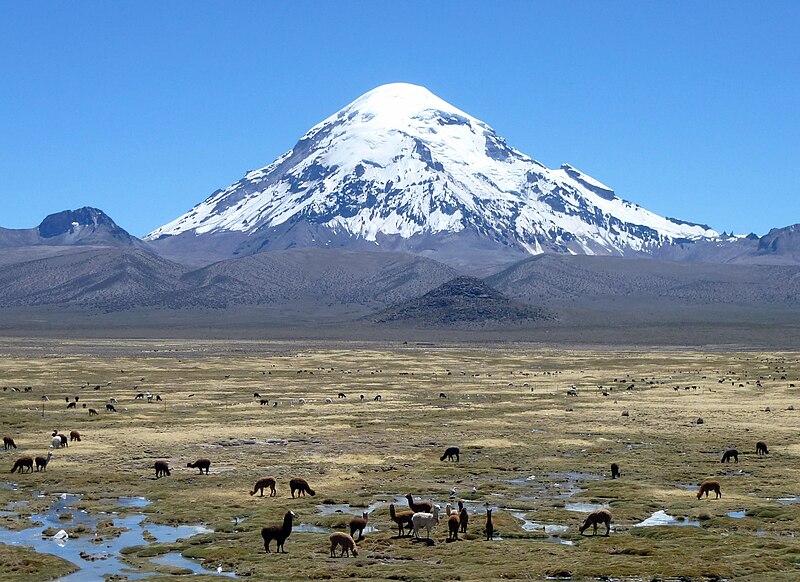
[
  {"x1": 70, "y1": 431, "x2": 81, "y2": 442},
  {"x1": 389, "y1": 503, "x2": 414, "y2": 537},
  {"x1": 374, "y1": 395, "x2": 381, "y2": 401},
  {"x1": 88, "y1": 408, "x2": 98, "y2": 416},
  {"x1": 186, "y1": 459, "x2": 211, "y2": 474},
  {"x1": 2, "y1": 436, "x2": 16, "y2": 450},
  {"x1": 338, "y1": 392, "x2": 346, "y2": 398},
  {"x1": 349, "y1": 511, "x2": 369, "y2": 541},
  {"x1": 135, "y1": 393, "x2": 144, "y2": 399},
  {"x1": 324, "y1": 398, "x2": 333, "y2": 404},
  {"x1": 458, "y1": 500, "x2": 469, "y2": 534},
  {"x1": 446, "y1": 503, "x2": 460, "y2": 541},
  {"x1": 579, "y1": 509, "x2": 612, "y2": 536},
  {"x1": 260, "y1": 399, "x2": 269, "y2": 406},
  {"x1": 440, "y1": 447, "x2": 460, "y2": 462},
  {"x1": 696, "y1": 480, "x2": 722, "y2": 499},
  {"x1": 10, "y1": 457, "x2": 33, "y2": 473},
  {"x1": 35, "y1": 451, "x2": 53, "y2": 472},
  {"x1": 106, "y1": 403, "x2": 116, "y2": 412},
  {"x1": 405, "y1": 493, "x2": 433, "y2": 513},
  {"x1": 261, "y1": 510, "x2": 295, "y2": 553},
  {"x1": 51, "y1": 435, "x2": 62, "y2": 449},
  {"x1": 756, "y1": 441, "x2": 769, "y2": 455},
  {"x1": 289, "y1": 477, "x2": 316, "y2": 498},
  {"x1": 484, "y1": 504, "x2": 494, "y2": 540},
  {"x1": 329, "y1": 532, "x2": 358, "y2": 557},
  {"x1": 721, "y1": 449, "x2": 739, "y2": 463},
  {"x1": 51, "y1": 431, "x2": 68, "y2": 448},
  {"x1": 611, "y1": 463, "x2": 621, "y2": 479},
  {"x1": 250, "y1": 477, "x2": 277, "y2": 497},
  {"x1": 411, "y1": 505, "x2": 441, "y2": 539},
  {"x1": 66, "y1": 402, "x2": 76, "y2": 409},
  {"x1": 154, "y1": 461, "x2": 171, "y2": 478}
]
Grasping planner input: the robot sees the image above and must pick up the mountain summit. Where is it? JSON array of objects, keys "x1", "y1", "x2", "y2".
[{"x1": 147, "y1": 83, "x2": 717, "y2": 269}]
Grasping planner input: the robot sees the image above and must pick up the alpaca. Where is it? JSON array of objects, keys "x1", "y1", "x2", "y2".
[
  {"x1": 289, "y1": 477, "x2": 316, "y2": 498},
  {"x1": 154, "y1": 460, "x2": 171, "y2": 478},
  {"x1": 721, "y1": 449, "x2": 739, "y2": 463},
  {"x1": 106, "y1": 403, "x2": 116, "y2": 412},
  {"x1": 389, "y1": 503, "x2": 414, "y2": 537},
  {"x1": 329, "y1": 532, "x2": 358, "y2": 557},
  {"x1": 440, "y1": 447, "x2": 460, "y2": 462},
  {"x1": 261, "y1": 510, "x2": 295, "y2": 553},
  {"x1": 35, "y1": 451, "x2": 53, "y2": 472},
  {"x1": 484, "y1": 504, "x2": 494, "y2": 540},
  {"x1": 611, "y1": 463, "x2": 621, "y2": 479},
  {"x1": 250, "y1": 477, "x2": 277, "y2": 497},
  {"x1": 338, "y1": 392, "x2": 346, "y2": 398},
  {"x1": 405, "y1": 493, "x2": 433, "y2": 513},
  {"x1": 446, "y1": 503, "x2": 460, "y2": 541},
  {"x1": 579, "y1": 509, "x2": 612, "y2": 536},
  {"x1": 10, "y1": 457, "x2": 33, "y2": 473},
  {"x1": 756, "y1": 441, "x2": 769, "y2": 455},
  {"x1": 51, "y1": 435, "x2": 62, "y2": 449},
  {"x1": 66, "y1": 402, "x2": 76, "y2": 409},
  {"x1": 349, "y1": 511, "x2": 369, "y2": 541},
  {"x1": 411, "y1": 505, "x2": 441, "y2": 539},
  {"x1": 696, "y1": 480, "x2": 722, "y2": 499},
  {"x1": 458, "y1": 500, "x2": 469, "y2": 534},
  {"x1": 260, "y1": 399, "x2": 269, "y2": 406},
  {"x1": 70, "y1": 431, "x2": 81, "y2": 442},
  {"x1": 2, "y1": 436, "x2": 16, "y2": 450},
  {"x1": 88, "y1": 408, "x2": 98, "y2": 416},
  {"x1": 186, "y1": 459, "x2": 211, "y2": 474}
]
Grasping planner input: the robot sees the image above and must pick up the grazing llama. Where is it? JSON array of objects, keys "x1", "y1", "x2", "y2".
[{"x1": 579, "y1": 509, "x2": 612, "y2": 536}]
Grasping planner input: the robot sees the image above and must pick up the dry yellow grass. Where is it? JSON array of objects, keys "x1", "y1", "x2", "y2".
[{"x1": 0, "y1": 337, "x2": 799, "y2": 580}]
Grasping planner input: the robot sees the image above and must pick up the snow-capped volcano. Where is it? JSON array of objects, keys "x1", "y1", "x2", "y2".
[{"x1": 147, "y1": 83, "x2": 717, "y2": 268}]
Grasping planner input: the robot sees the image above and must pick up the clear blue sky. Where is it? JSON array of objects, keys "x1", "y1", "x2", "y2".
[{"x1": 1, "y1": 1, "x2": 798, "y2": 237}]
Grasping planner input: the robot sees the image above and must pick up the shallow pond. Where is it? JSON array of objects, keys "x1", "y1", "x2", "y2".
[
  {"x1": 633, "y1": 510, "x2": 700, "y2": 527},
  {"x1": 0, "y1": 494, "x2": 224, "y2": 580},
  {"x1": 564, "y1": 501, "x2": 609, "y2": 513}
]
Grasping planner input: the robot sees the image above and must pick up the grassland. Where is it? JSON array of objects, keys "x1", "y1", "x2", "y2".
[{"x1": 1, "y1": 337, "x2": 799, "y2": 581}]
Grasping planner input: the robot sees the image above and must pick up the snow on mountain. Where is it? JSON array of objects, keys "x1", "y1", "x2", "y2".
[{"x1": 146, "y1": 83, "x2": 717, "y2": 262}]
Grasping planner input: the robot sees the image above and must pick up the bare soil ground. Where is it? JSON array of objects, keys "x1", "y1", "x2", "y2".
[{"x1": 1, "y1": 338, "x2": 799, "y2": 581}]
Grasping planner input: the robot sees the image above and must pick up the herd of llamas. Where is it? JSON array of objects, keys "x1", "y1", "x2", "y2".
[{"x1": 1, "y1": 357, "x2": 787, "y2": 572}]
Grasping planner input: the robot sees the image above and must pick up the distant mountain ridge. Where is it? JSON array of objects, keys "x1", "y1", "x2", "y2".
[{"x1": 145, "y1": 83, "x2": 719, "y2": 270}]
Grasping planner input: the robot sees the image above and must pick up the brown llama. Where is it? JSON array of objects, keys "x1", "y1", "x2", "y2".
[
  {"x1": 69, "y1": 431, "x2": 81, "y2": 442},
  {"x1": 186, "y1": 459, "x2": 211, "y2": 474},
  {"x1": 35, "y1": 451, "x2": 53, "y2": 472},
  {"x1": 610, "y1": 463, "x2": 620, "y2": 479},
  {"x1": 579, "y1": 509, "x2": 612, "y2": 536},
  {"x1": 485, "y1": 504, "x2": 494, "y2": 540},
  {"x1": 458, "y1": 500, "x2": 469, "y2": 534},
  {"x1": 440, "y1": 447, "x2": 460, "y2": 462},
  {"x1": 446, "y1": 503, "x2": 460, "y2": 541},
  {"x1": 289, "y1": 477, "x2": 316, "y2": 498},
  {"x1": 154, "y1": 460, "x2": 171, "y2": 478},
  {"x1": 756, "y1": 441, "x2": 769, "y2": 455},
  {"x1": 349, "y1": 511, "x2": 368, "y2": 541},
  {"x1": 250, "y1": 477, "x2": 277, "y2": 497},
  {"x1": 696, "y1": 480, "x2": 722, "y2": 499},
  {"x1": 721, "y1": 449, "x2": 739, "y2": 463},
  {"x1": 11, "y1": 457, "x2": 33, "y2": 473},
  {"x1": 2, "y1": 436, "x2": 16, "y2": 450},
  {"x1": 405, "y1": 493, "x2": 433, "y2": 513},
  {"x1": 261, "y1": 510, "x2": 295, "y2": 553},
  {"x1": 88, "y1": 408, "x2": 98, "y2": 416},
  {"x1": 389, "y1": 503, "x2": 414, "y2": 537},
  {"x1": 329, "y1": 531, "x2": 358, "y2": 557}
]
